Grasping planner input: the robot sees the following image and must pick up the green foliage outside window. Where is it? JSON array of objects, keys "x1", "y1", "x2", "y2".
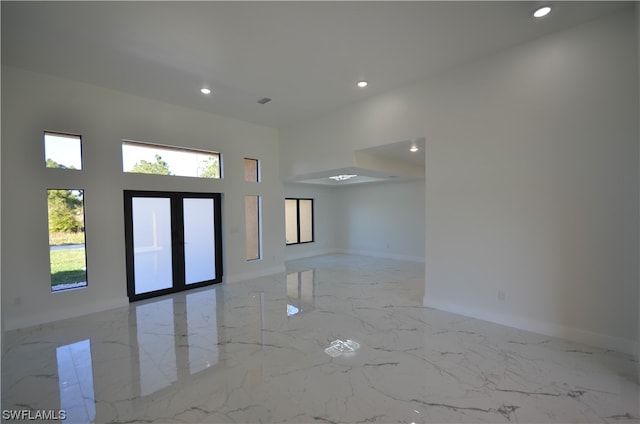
[
  {"x1": 47, "y1": 189, "x2": 87, "y2": 291},
  {"x1": 131, "y1": 154, "x2": 171, "y2": 175},
  {"x1": 198, "y1": 156, "x2": 220, "y2": 178},
  {"x1": 46, "y1": 158, "x2": 76, "y2": 170},
  {"x1": 48, "y1": 190, "x2": 83, "y2": 233}
]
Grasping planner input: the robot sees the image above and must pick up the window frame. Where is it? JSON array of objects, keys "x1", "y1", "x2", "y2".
[
  {"x1": 245, "y1": 195, "x2": 262, "y2": 261},
  {"x1": 123, "y1": 190, "x2": 224, "y2": 302},
  {"x1": 121, "y1": 140, "x2": 222, "y2": 179},
  {"x1": 47, "y1": 188, "x2": 88, "y2": 293},
  {"x1": 44, "y1": 131, "x2": 84, "y2": 171},
  {"x1": 285, "y1": 198, "x2": 314, "y2": 245},
  {"x1": 244, "y1": 157, "x2": 260, "y2": 182}
]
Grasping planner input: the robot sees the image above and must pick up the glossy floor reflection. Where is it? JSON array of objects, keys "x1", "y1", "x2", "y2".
[{"x1": 2, "y1": 255, "x2": 639, "y2": 423}]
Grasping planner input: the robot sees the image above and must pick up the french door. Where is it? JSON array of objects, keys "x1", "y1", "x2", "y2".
[{"x1": 124, "y1": 191, "x2": 223, "y2": 302}]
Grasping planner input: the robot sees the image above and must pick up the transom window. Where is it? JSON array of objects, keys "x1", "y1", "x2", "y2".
[{"x1": 122, "y1": 140, "x2": 221, "y2": 179}]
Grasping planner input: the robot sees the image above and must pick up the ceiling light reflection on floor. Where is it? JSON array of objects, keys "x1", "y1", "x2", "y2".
[
  {"x1": 324, "y1": 339, "x2": 360, "y2": 357},
  {"x1": 287, "y1": 304, "x2": 300, "y2": 316},
  {"x1": 329, "y1": 174, "x2": 357, "y2": 182}
]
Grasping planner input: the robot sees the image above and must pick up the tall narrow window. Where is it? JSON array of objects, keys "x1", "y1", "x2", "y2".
[
  {"x1": 285, "y1": 199, "x2": 298, "y2": 244},
  {"x1": 244, "y1": 158, "x2": 260, "y2": 182},
  {"x1": 122, "y1": 140, "x2": 221, "y2": 179},
  {"x1": 245, "y1": 195, "x2": 261, "y2": 261},
  {"x1": 44, "y1": 132, "x2": 82, "y2": 170},
  {"x1": 48, "y1": 189, "x2": 87, "y2": 292},
  {"x1": 285, "y1": 198, "x2": 314, "y2": 245},
  {"x1": 299, "y1": 199, "x2": 313, "y2": 243}
]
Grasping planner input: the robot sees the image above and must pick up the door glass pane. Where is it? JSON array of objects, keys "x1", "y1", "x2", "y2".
[
  {"x1": 183, "y1": 198, "x2": 216, "y2": 284},
  {"x1": 299, "y1": 199, "x2": 313, "y2": 243},
  {"x1": 285, "y1": 199, "x2": 298, "y2": 244},
  {"x1": 132, "y1": 197, "x2": 173, "y2": 294}
]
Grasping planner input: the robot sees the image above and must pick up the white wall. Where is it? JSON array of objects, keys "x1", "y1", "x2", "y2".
[
  {"x1": 423, "y1": 9, "x2": 638, "y2": 354},
  {"x1": 334, "y1": 180, "x2": 425, "y2": 262},
  {"x1": 284, "y1": 179, "x2": 425, "y2": 263},
  {"x1": 0, "y1": 59, "x2": 3, "y2": 348},
  {"x1": 1, "y1": 66, "x2": 285, "y2": 330},
  {"x1": 636, "y1": 2, "x2": 640, "y2": 375},
  {"x1": 280, "y1": 10, "x2": 639, "y2": 354}
]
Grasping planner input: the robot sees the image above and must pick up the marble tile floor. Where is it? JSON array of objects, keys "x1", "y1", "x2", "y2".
[{"x1": 2, "y1": 254, "x2": 638, "y2": 423}]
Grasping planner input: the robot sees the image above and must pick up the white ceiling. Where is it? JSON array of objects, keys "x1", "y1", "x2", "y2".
[
  {"x1": 361, "y1": 137, "x2": 426, "y2": 167},
  {"x1": 1, "y1": 1, "x2": 632, "y2": 186},
  {"x1": 2, "y1": 1, "x2": 631, "y2": 129}
]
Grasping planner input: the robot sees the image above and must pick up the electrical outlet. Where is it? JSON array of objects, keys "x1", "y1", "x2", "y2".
[{"x1": 498, "y1": 290, "x2": 506, "y2": 301}]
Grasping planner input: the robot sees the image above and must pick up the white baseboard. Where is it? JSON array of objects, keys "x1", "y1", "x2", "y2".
[
  {"x1": 337, "y1": 249, "x2": 425, "y2": 263},
  {"x1": 4, "y1": 297, "x2": 129, "y2": 331},
  {"x1": 285, "y1": 248, "x2": 339, "y2": 261},
  {"x1": 423, "y1": 296, "x2": 638, "y2": 356},
  {"x1": 225, "y1": 265, "x2": 287, "y2": 284},
  {"x1": 5, "y1": 266, "x2": 286, "y2": 331}
]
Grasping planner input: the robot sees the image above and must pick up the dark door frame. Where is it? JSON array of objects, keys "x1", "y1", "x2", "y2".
[{"x1": 124, "y1": 190, "x2": 223, "y2": 302}]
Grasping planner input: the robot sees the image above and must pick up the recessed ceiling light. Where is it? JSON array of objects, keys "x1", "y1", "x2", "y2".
[
  {"x1": 200, "y1": 88, "x2": 211, "y2": 95},
  {"x1": 409, "y1": 145, "x2": 419, "y2": 153},
  {"x1": 533, "y1": 6, "x2": 551, "y2": 18},
  {"x1": 357, "y1": 81, "x2": 368, "y2": 88}
]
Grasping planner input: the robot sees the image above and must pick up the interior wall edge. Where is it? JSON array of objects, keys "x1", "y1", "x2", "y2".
[
  {"x1": 423, "y1": 296, "x2": 638, "y2": 356},
  {"x1": 636, "y1": 0, "x2": 640, "y2": 380},
  {"x1": 336, "y1": 249, "x2": 425, "y2": 264},
  {"x1": 284, "y1": 248, "x2": 340, "y2": 262},
  {"x1": 224, "y1": 265, "x2": 286, "y2": 284}
]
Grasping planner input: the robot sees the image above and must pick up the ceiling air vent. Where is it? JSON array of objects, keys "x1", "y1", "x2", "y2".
[{"x1": 257, "y1": 97, "x2": 272, "y2": 105}]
